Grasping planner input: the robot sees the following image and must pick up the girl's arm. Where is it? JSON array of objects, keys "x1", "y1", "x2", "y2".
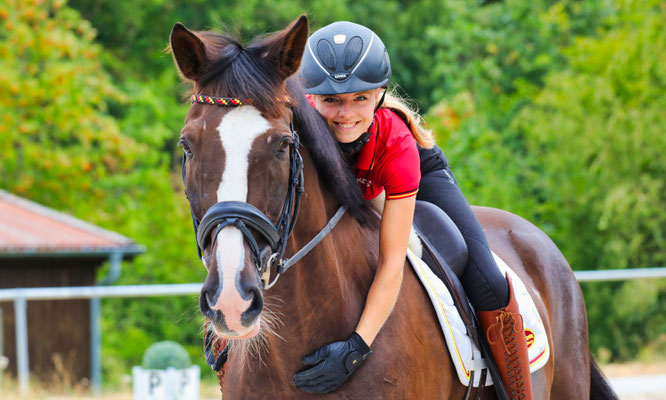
[
  {"x1": 293, "y1": 195, "x2": 416, "y2": 394},
  {"x1": 355, "y1": 195, "x2": 416, "y2": 345}
]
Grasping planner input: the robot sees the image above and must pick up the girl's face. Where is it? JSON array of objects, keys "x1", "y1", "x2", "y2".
[{"x1": 312, "y1": 89, "x2": 383, "y2": 143}]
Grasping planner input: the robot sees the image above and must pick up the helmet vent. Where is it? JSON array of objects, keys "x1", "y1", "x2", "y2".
[
  {"x1": 316, "y1": 39, "x2": 337, "y2": 72},
  {"x1": 343, "y1": 36, "x2": 363, "y2": 70}
]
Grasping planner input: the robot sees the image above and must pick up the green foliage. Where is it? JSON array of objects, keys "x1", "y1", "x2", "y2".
[
  {"x1": 142, "y1": 341, "x2": 191, "y2": 369},
  {"x1": 0, "y1": 0, "x2": 141, "y2": 207},
  {"x1": 429, "y1": 0, "x2": 665, "y2": 360},
  {"x1": 513, "y1": 0, "x2": 666, "y2": 359},
  {"x1": 0, "y1": 0, "x2": 205, "y2": 382}
]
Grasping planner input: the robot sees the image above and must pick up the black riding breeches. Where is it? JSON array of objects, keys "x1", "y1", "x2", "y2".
[{"x1": 416, "y1": 145, "x2": 509, "y2": 311}]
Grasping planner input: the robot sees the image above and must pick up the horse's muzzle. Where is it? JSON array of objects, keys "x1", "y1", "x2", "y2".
[{"x1": 200, "y1": 280, "x2": 263, "y2": 338}]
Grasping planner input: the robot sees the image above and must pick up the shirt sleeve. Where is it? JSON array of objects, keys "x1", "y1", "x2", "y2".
[{"x1": 378, "y1": 129, "x2": 421, "y2": 200}]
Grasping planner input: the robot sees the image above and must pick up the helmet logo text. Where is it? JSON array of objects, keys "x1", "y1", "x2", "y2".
[{"x1": 333, "y1": 72, "x2": 350, "y2": 80}]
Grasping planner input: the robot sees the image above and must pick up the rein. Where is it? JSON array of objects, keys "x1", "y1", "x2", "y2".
[{"x1": 183, "y1": 94, "x2": 347, "y2": 290}]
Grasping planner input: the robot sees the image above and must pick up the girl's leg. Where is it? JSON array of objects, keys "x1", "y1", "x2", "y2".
[
  {"x1": 417, "y1": 165, "x2": 508, "y2": 311},
  {"x1": 417, "y1": 147, "x2": 532, "y2": 399}
]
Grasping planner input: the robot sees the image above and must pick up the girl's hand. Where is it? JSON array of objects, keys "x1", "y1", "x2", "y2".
[{"x1": 293, "y1": 332, "x2": 372, "y2": 393}]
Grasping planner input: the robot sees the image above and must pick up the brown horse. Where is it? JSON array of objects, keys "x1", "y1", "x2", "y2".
[{"x1": 170, "y1": 15, "x2": 616, "y2": 399}]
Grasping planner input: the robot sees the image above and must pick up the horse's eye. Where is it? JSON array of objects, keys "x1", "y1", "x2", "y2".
[
  {"x1": 179, "y1": 139, "x2": 193, "y2": 159},
  {"x1": 276, "y1": 137, "x2": 291, "y2": 157}
]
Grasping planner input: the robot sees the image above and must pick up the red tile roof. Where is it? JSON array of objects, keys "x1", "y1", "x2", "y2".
[{"x1": 0, "y1": 189, "x2": 142, "y2": 256}]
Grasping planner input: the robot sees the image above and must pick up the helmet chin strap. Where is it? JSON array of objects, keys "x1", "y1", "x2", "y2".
[
  {"x1": 375, "y1": 88, "x2": 387, "y2": 111},
  {"x1": 337, "y1": 88, "x2": 387, "y2": 157},
  {"x1": 338, "y1": 129, "x2": 371, "y2": 157}
]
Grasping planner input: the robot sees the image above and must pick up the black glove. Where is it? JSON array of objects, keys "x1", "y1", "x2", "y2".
[{"x1": 293, "y1": 332, "x2": 372, "y2": 394}]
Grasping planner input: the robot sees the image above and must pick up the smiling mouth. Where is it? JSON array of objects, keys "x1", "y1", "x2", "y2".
[{"x1": 334, "y1": 121, "x2": 360, "y2": 130}]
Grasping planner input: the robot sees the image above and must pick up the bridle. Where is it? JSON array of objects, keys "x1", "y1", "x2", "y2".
[
  {"x1": 185, "y1": 93, "x2": 348, "y2": 372},
  {"x1": 183, "y1": 94, "x2": 347, "y2": 290}
]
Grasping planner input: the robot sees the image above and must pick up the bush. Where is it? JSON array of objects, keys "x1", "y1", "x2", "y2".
[{"x1": 142, "y1": 341, "x2": 191, "y2": 370}]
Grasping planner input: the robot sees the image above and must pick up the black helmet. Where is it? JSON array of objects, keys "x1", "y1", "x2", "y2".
[{"x1": 301, "y1": 21, "x2": 391, "y2": 95}]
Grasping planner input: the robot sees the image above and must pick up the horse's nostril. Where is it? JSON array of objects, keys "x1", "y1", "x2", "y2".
[
  {"x1": 249, "y1": 288, "x2": 262, "y2": 311},
  {"x1": 199, "y1": 290, "x2": 214, "y2": 318},
  {"x1": 242, "y1": 287, "x2": 263, "y2": 327}
]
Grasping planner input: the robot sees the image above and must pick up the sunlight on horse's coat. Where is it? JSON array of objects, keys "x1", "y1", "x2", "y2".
[{"x1": 211, "y1": 106, "x2": 271, "y2": 337}]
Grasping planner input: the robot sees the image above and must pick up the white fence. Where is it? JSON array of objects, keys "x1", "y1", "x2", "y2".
[
  {"x1": 0, "y1": 284, "x2": 201, "y2": 395},
  {"x1": 0, "y1": 268, "x2": 665, "y2": 395}
]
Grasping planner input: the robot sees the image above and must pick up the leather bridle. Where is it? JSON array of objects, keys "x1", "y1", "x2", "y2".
[
  {"x1": 183, "y1": 94, "x2": 346, "y2": 290},
  {"x1": 185, "y1": 94, "x2": 349, "y2": 373}
]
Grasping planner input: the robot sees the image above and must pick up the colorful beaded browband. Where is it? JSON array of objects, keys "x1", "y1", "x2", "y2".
[{"x1": 191, "y1": 94, "x2": 291, "y2": 107}]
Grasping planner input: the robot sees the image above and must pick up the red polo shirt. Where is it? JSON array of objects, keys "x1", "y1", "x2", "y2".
[{"x1": 355, "y1": 108, "x2": 421, "y2": 200}]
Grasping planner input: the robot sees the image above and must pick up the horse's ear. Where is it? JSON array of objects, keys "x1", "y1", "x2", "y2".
[
  {"x1": 170, "y1": 23, "x2": 208, "y2": 81},
  {"x1": 265, "y1": 15, "x2": 309, "y2": 79}
]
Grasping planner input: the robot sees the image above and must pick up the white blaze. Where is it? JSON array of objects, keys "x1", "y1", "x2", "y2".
[
  {"x1": 212, "y1": 106, "x2": 270, "y2": 330},
  {"x1": 216, "y1": 106, "x2": 270, "y2": 202}
]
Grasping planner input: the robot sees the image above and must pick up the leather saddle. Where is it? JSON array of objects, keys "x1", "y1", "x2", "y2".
[
  {"x1": 412, "y1": 200, "x2": 476, "y2": 331},
  {"x1": 412, "y1": 200, "x2": 508, "y2": 398}
]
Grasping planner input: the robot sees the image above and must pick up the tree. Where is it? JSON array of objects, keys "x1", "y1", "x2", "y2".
[
  {"x1": 513, "y1": 0, "x2": 666, "y2": 359},
  {"x1": 0, "y1": 0, "x2": 207, "y2": 378}
]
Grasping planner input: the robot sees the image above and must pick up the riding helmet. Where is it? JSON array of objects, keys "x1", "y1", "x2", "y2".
[{"x1": 301, "y1": 21, "x2": 391, "y2": 95}]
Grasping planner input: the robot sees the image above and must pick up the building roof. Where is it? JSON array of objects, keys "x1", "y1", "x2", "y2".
[{"x1": 0, "y1": 189, "x2": 143, "y2": 257}]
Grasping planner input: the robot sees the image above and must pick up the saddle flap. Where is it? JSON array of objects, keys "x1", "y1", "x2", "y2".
[{"x1": 413, "y1": 200, "x2": 468, "y2": 277}]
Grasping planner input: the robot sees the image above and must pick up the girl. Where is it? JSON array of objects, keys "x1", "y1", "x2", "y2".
[{"x1": 294, "y1": 21, "x2": 533, "y2": 400}]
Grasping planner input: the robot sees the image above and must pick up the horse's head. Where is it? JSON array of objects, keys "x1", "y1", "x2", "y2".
[{"x1": 170, "y1": 16, "x2": 309, "y2": 339}]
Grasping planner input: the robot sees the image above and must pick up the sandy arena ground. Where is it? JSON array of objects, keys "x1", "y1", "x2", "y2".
[{"x1": 1, "y1": 361, "x2": 665, "y2": 399}]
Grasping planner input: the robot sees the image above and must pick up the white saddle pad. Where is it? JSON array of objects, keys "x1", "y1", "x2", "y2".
[{"x1": 406, "y1": 248, "x2": 550, "y2": 387}]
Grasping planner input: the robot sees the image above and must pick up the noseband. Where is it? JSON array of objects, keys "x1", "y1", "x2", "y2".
[{"x1": 183, "y1": 94, "x2": 346, "y2": 290}]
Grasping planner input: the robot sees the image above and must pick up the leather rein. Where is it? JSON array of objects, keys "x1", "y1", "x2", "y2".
[{"x1": 183, "y1": 94, "x2": 347, "y2": 290}]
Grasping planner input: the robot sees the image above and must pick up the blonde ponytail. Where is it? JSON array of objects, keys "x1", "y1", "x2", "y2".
[{"x1": 382, "y1": 89, "x2": 435, "y2": 149}]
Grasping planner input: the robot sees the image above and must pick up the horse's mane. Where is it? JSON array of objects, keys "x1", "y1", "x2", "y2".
[
  {"x1": 193, "y1": 31, "x2": 375, "y2": 225},
  {"x1": 286, "y1": 78, "x2": 376, "y2": 225}
]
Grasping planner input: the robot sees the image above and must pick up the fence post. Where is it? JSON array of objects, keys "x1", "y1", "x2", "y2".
[
  {"x1": 90, "y1": 297, "x2": 101, "y2": 396},
  {"x1": 91, "y1": 251, "x2": 123, "y2": 396},
  {"x1": 0, "y1": 307, "x2": 3, "y2": 359},
  {"x1": 14, "y1": 296, "x2": 29, "y2": 395}
]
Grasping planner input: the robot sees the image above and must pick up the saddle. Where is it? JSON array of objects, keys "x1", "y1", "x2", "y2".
[
  {"x1": 413, "y1": 200, "x2": 474, "y2": 322},
  {"x1": 412, "y1": 200, "x2": 507, "y2": 398}
]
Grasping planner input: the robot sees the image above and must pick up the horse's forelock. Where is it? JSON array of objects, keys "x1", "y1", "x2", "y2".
[{"x1": 193, "y1": 31, "x2": 286, "y2": 118}]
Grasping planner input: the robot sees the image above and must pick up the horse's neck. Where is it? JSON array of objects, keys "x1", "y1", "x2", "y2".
[{"x1": 252, "y1": 150, "x2": 377, "y2": 374}]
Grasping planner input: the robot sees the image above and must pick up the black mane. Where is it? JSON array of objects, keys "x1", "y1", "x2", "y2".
[
  {"x1": 194, "y1": 31, "x2": 374, "y2": 224},
  {"x1": 286, "y1": 78, "x2": 375, "y2": 225}
]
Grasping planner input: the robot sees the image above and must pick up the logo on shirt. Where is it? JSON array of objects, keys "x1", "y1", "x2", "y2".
[{"x1": 357, "y1": 177, "x2": 372, "y2": 187}]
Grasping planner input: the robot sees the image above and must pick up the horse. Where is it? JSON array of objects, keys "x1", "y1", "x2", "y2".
[{"x1": 169, "y1": 15, "x2": 617, "y2": 399}]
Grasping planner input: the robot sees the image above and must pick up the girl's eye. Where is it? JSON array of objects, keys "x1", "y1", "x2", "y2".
[
  {"x1": 323, "y1": 97, "x2": 339, "y2": 103},
  {"x1": 355, "y1": 96, "x2": 367, "y2": 101}
]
